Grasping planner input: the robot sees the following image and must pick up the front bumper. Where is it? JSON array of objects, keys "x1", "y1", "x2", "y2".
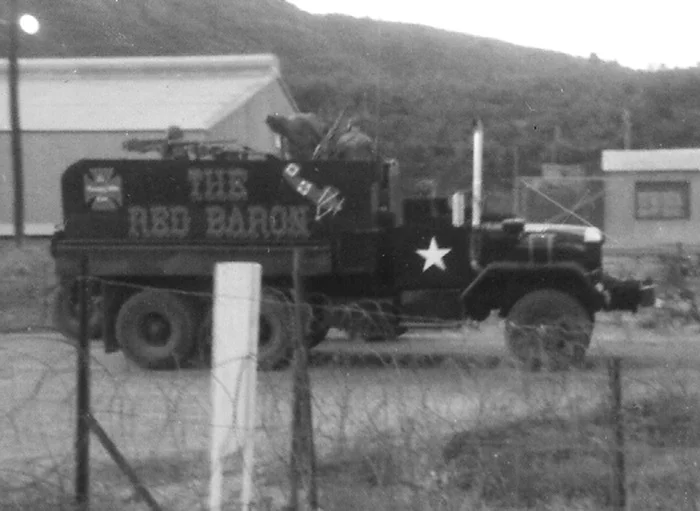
[{"x1": 598, "y1": 274, "x2": 656, "y2": 312}]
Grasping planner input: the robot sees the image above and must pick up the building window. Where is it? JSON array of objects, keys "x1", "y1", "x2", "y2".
[{"x1": 635, "y1": 181, "x2": 690, "y2": 220}]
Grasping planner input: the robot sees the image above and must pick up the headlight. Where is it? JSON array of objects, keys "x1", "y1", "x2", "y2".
[{"x1": 583, "y1": 226, "x2": 604, "y2": 243}]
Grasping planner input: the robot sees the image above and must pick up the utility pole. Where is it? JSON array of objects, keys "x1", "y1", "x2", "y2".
[
  {"x1": 512, "y1": 145, "x2": 520, "y2": 216},
  {"x1": 622, "y1": 108, "x2": 632, "y2": 150},
  {"x1": 551, "y1": 125, "x2": 562, "y2": 163},
  {"x1": 8, "y1": 0, "x2": 25, "y2": 246}
]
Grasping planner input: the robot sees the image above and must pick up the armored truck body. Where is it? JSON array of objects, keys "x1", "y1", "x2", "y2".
[{"x1": 51, "y1": 127, "x2": 654, "y2": 370}]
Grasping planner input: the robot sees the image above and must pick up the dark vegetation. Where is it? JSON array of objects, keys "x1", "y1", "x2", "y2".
[{"x1": 5, "y1": 0, "x2": 700, "y2": 194}]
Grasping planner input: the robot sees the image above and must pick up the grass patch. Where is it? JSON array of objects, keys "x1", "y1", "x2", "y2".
[
  {"x1": 0, "y1": 451, "x2": 215, "y2": 511},
  {"x1": 314, "y1": 383, "x2": 700, "y2": 510},
  {"x1": 442, "y1": 416, "x2": 611, "y2": 509}
]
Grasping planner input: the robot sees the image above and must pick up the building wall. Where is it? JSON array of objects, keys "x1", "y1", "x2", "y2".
[
  {"x1": 0, "y1": 129, "x2": 195, "y2": 235},
  {"x1": 603, "y1": 171, "x2": 700, "y2": 251},
  {"x1": 0, "y1": 79, "x2": 296, "y2": 236},
  {"x1": 208, "y1": 79, "x2": 296, "y2": 155}
]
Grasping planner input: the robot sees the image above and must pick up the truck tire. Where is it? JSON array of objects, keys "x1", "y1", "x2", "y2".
[
  {"x1": 307, "y1": 293, "x2": 332, "y2": 349},
  {"x1": 258, "y1": 290, "x2": 295, "y2": 370},
  {"x1": 505, "y1": 289, "x2": 592, "y2": 370},
  {"x1": 115, "y1": 290, "x2": 196, "y2": 370},
  {"x1": 196, "y1": 290, "x2": 294, "y2": 371},
  {"x1": 52, "y1": 278, "x2": 102, "y2": 341}
]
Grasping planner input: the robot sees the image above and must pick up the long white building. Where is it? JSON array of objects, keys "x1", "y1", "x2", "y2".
[{"x1": 0, "y1": 53, "x2": 298, "y2": 235}]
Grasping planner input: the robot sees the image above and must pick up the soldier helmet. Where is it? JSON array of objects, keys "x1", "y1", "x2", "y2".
[{"x1": 166, "y1": 125, "x2": 184, "y2": 141}]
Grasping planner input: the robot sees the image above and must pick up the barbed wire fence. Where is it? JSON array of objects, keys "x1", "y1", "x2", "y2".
[{"x1": 4, "y1": 262, "x2": 700, "y2": 510}]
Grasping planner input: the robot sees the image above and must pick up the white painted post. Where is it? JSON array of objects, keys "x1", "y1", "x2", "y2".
[
  {"x1": 472, "y1": 119, "x2": 484, "y2": 229},
  {"x1": 209, "y1": 262, "x2": 261, "y2": 511}
]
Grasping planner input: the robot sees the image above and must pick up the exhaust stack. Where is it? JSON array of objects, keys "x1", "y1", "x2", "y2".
[
  {"x1": 469, "y1": 119, "x2": 484, "y2": 272},
  {"x1": 472, "y1": 119, "x2": 483, "y2": 228}
]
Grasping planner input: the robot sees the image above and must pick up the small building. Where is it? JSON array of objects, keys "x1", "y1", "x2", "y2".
[
  {"x1": 601, "y1": 148, "x2": 700, "y2": 252},
  {"x1": 0, "y1": 54, "x2": 298, "y2": 236}
]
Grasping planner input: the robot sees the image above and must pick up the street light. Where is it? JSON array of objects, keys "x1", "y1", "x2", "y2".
[
  {"x1": 18, "y1": 14, "x2": 39, "y2": 35},
  {"x1": 4, "y1": 2, "x2": 39, "y2": 246}
]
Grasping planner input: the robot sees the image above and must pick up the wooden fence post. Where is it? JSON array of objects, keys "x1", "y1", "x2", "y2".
[
  {"x1": 609, "y1": 357, "x2": 626, "y2": 510},
  {"x1": 289, "y1": 248, "x2": 319, "y2": 510},
  {"x1": 75, "y1": 256, "x2": 90, "y2": 510}
]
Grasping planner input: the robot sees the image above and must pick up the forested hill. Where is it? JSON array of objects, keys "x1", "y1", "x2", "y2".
[{"x1": 6, "y1": 0, "x2": 700, "y2": 192}]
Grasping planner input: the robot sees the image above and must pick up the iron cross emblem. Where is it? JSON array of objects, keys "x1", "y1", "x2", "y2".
[{"x1": 84, "y1": 167, "x2": 123, "y2": 211}]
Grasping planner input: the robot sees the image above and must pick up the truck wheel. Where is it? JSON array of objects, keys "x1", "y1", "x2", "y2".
[
  {"x1": 505, "y1": 289, "x2": 592, "y2": 370},
  {"x1": 196, "y1": 290, "x2": 294, "y2": 371},
  {"x1": 115, "y1": 290, "x2": 196, "y2": 370},
  {"x1": 258, "y1": 291, "x2": 294, "y2": 371},
  {"x1": 307, "y1": 293, "x2": 332, "y2": 349},
  {"x1": 52, "y1": 278, "x2": 102, "y2": 341}
]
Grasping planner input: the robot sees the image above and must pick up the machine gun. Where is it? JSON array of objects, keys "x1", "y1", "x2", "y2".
[{"x1": 122, "y1": 131, "x2": 267, "y2": 162}]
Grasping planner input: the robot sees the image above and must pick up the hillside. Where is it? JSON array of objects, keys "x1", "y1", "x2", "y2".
[{"x1": 6, "y1": 0, "x2": 700, "y2": 192}]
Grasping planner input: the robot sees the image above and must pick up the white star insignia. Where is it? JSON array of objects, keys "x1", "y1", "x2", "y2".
[{"x1": 416, "y1": 237, "x2": 452, "y2": 272}]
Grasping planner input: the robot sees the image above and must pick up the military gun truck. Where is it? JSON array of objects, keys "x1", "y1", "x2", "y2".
[{"x1": 50, "y1": 122, "x2": 654, "y2": 370}]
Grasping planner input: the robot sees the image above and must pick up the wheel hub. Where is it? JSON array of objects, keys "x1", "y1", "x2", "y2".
[{"x1": 140, "y1": 313, "x2": 172, "y2": 346}]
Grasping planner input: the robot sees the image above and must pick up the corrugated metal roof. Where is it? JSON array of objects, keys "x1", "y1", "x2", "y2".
[
  {"x1": 602, "y1": 148, "x2": 700, "y2": 172},
  {"x1": 0, "y1": 54, "x2": 288, "y2": 131}
]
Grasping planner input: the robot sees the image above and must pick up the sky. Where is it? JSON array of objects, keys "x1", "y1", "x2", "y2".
[{"x1": 288, "y1": 0, "x2": 700, "y2": 71}]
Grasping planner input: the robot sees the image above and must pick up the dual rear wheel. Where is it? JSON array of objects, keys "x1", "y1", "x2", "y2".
[
  {"x1": 114, "y1": 288, "x2": 326, "y2": 370},
  {"x1": 195, "y1": 289, "x2": 296, "y2": 371},
  {"x1": 114, "y1": 290, "x2": 197, "y2": 370}
]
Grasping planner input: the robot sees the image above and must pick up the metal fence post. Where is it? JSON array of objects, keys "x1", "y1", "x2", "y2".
[
  {"x1": 75, "y1": 256, "x2": 90, "y2": 509},
  {"x1": 609, "y1": 357, "x2": 626, "y2": 510},
  {"x1": 289, "y1": 248, "x2": 319, "y2": 510}
]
